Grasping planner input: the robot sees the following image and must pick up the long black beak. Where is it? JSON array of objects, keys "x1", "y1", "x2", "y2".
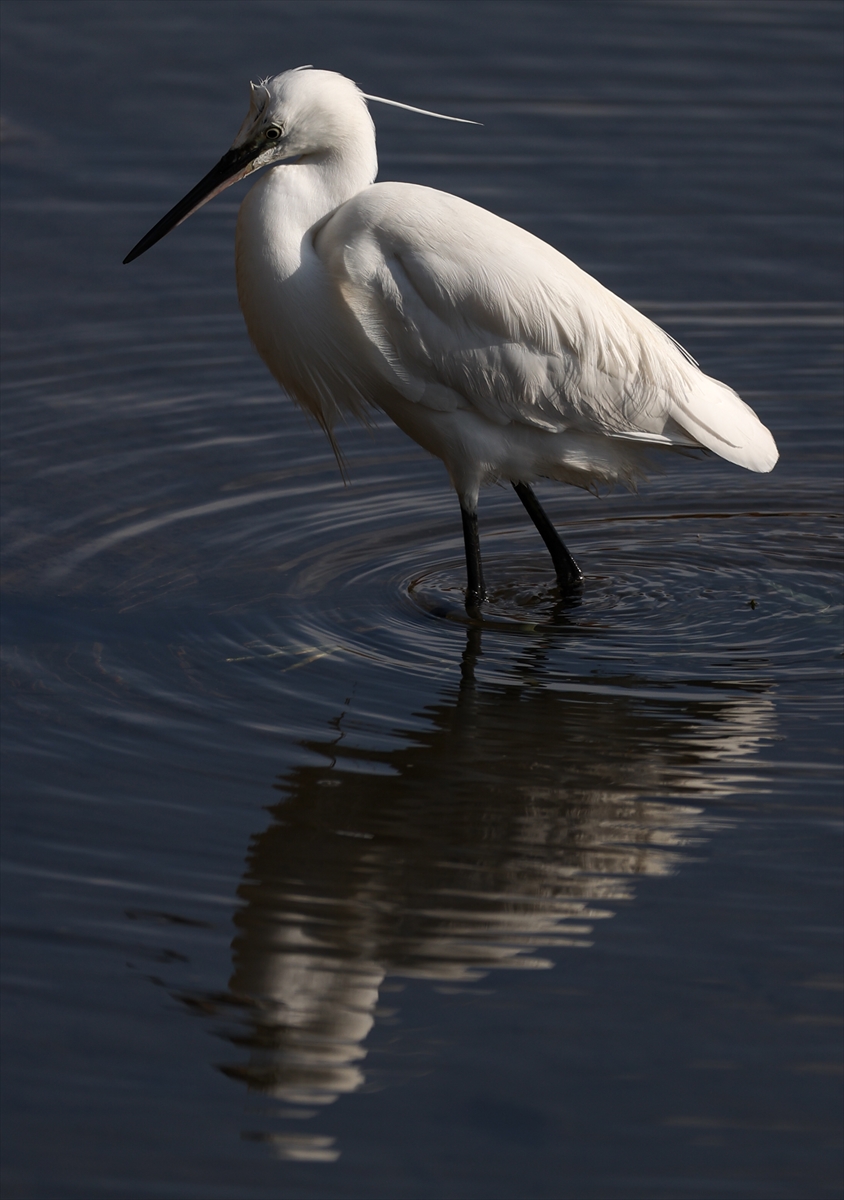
[{"x1": 123, "y1": 142, "x2": 263, "y2": 264}]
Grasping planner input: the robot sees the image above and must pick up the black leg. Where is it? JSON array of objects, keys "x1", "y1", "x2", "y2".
[
  {"x1": 460, "y1": 503, "x2": 486, "y2": 609},
  {"x1": 512, "y1": 481, "x2": 582, "y2": 590}
]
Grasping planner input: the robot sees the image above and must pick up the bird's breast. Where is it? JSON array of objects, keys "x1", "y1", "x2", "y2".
[{"x1": 235, "y1": 173, "x2": 380, "y2": 427}]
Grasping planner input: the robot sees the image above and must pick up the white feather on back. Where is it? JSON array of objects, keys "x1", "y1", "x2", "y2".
[{"x1": 318, "y1": 182, "x2": 778, "y2": 473}]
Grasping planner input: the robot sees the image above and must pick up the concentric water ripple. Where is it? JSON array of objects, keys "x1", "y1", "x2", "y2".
[
  {"x1": 4, "y1": 3, "x2": 844, "y2": 1189},
  {"x1": 2, "y1": 295, "x2": 841, "y2": 1171},
  {"x1": 4, "y1": 310, "x2": 841, "y2": 723}
]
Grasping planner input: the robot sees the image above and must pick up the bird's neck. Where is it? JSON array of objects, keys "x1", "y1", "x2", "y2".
[
  {"x1": 234, "y1": 144, "x2": 378, "y2": 426},
  {"x1": 243, "y1": 142, "x2": 377, "y2": 245},
  {"x1": 235, "y1": 143, "x2": 376, "y2": 329}
]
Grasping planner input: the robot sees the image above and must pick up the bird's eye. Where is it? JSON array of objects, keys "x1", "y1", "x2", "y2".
[{"x1": 265, "y1": 126, "x2": 282, "y2": 140}]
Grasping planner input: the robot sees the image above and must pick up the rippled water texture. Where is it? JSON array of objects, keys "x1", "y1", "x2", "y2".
[{"x1": 2, "y1": 3, "x2": 842, "y2": 1198}]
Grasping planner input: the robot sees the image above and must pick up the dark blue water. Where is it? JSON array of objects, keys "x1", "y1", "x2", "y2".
[{"x1": 2, "y1": 3, "x2": 842, "y2": 1197}]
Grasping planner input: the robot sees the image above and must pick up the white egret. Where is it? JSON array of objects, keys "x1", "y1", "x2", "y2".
[{"x1": 125, "y1": 67, "x2": 778, "y2": 609}]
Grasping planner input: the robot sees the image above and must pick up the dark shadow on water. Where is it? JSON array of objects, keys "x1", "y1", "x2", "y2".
[{"x1": 174, "y1": 628, "x2": 774, "y2": 1156}]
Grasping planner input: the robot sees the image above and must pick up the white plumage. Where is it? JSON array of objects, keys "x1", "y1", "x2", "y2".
[{"x1": 125, "y1": 67, "x2": 778, "y2": 606}]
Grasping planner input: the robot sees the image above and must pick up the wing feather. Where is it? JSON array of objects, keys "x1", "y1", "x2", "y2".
[{"x1": 316, "y1": 182, "x2": 776, "y2": 470}]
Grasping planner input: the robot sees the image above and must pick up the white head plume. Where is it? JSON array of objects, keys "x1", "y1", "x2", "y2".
[{"x1": 360, "y1": 92, "x2": 480, "y2": 125}]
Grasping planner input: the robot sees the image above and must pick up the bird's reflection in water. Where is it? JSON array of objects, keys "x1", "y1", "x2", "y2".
[{"x1": 187, "y1": 629, "x2": 774, "y2": 1155}]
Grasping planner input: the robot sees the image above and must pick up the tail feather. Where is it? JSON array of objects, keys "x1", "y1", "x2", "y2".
[{"x1": 671, "y1": 375, "x2": 778, "y2": 473}]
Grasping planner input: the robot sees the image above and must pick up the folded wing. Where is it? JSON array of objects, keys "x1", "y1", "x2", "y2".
[{"x1": 317, "y1": 182, "x2": 777, "y2": 472}]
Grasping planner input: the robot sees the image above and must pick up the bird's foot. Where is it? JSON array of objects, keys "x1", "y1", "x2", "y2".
[
  {"x1": 464, "y1": 587, "x2": 487, "y2": 618},
  {"x1": 554, "y1": 560, "x2": 583, "y2": 593}
]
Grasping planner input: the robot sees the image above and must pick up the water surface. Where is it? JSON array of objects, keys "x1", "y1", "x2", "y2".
[{"x1": 1, "y1": 3, "x2": 842, "y2": 1198}]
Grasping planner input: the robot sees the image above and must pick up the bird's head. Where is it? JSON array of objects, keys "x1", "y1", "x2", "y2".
[
  {"x1": 123, "y1": 67, "x2": 474, "y2": 264},
  {"x1": 123, "y1": 68, "x2": 375, "y2": 264},
  {"x1": 233, "y1": 68, "x2": 375, "y2": 164}
]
